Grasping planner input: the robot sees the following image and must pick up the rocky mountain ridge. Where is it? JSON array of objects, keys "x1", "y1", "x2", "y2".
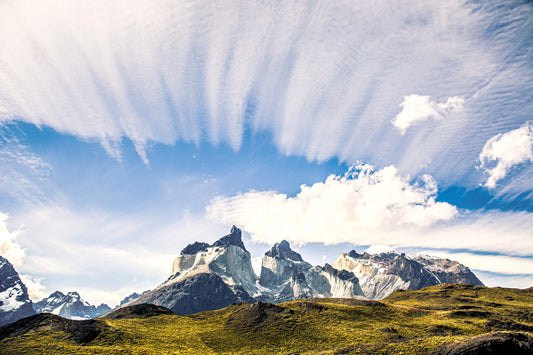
[
  {"x1": 33, "y1": 291, "x2": 111, "y2": 320},
  {"x1": 0, "y1": 257, "x2": 35, "y2": 327},
  {"x1": 124, "y1": 226, "x2": 483, "y2": 315},
  {"x1": 332, "y1": 247, "x2": 483, "y2": 299}
]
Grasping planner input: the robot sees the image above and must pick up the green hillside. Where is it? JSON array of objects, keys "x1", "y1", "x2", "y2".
[{"x1": 1, "y1": 284, "x2": 532, "y2": 354}]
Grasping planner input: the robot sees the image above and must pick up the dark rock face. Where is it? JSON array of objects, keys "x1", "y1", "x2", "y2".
[
  {"x1": 130, "y1": 273, "x2": 255, "y2": 315},
  {"x1": 33, "y1": 291, "x2": 111, "y2": 320},
  {"x1": 0, "y1": 313, "x2": 113, "y2": 344},
  {"x1": 431, "y1": 332, "x2": 533, "y2": 355},
  {"x1": 322, "y1": 263, "x2": 357, "y2": 282},
  {"x1": 385, "y1": 255, "x2": 440, "y2": 290},
  {"x1": 414, "y1": 256, "x2": 484, "y2": 286},
  {"x1": 102, "y1": 304, "x2": 175, "y2": 320},
  {"x1": 0, "y1": 257, "x2": 35, "y2": 327},
  {"x1": 211, "y1": 225, "x2": 247, "y2": 251},
  {"x1": 180, "y1": 242, "x2": 210, "y2": 255},
  {"x1": 265, "y1": 240, "x2": 303, "y2": 261}
]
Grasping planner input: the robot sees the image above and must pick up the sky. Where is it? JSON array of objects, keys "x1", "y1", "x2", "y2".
[{"x1": 0, "y1": 0, "x2": 532, "y2": 306}]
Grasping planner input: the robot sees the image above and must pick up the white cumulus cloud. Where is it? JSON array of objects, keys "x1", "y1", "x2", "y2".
[
  {"x1": 19, "y1": 274, "x2": 46, "y2": 301},
  {"x1": 206, "y1": 164, "x2": 457, "y2": 245},
  {"x1": 392, "y1": 95, "x2": 465, "y2": 135},
  {"x1": 479, "y1": 121, "x2": 533, "y2": 189},
  {"x1": 0, "y1": 212, "x2": 25, "y2": 267}
]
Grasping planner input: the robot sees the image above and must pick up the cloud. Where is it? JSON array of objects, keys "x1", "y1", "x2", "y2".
[
  {"x1": 207, "y1": 164, "x2": 457, "y2": 245},
  {"x1": 0, "y1": 212, "x2": 48, "y2": 301},
  {"x1": 479, "y1": 121, "x2": 533, "y2": 189},
  {"x1": 0, "y1": 0, "x2": 530, "y2": 190},
  {"x1": 19, "y1": 274, "x2": 46, "y2": 301},
  {"x1": 391, "y1": 95, "x2": 465, "y2": 134},
  {"x1": 0, "y1": 125, "x2": 53, "y2": 203},
  {"x1": 0, "y1": 212, "x2": 25, "y2": 267},
  {"x1": 207, "y1": 165, "x2": 533, "y2": 261}
]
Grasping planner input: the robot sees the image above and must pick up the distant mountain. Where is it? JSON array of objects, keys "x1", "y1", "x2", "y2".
[
  {"x1": 119, "y1": 290, "x2": 150, "y2": 306},
  {"x1": 33, "y1": 291, "x2": 111, "y2": 320},
  {"x1": 332, "y1": 246, "x2": 484, "y2": 299},
  {"x1": 0, "y1": 257, "x2": 35, "y2": 326}
]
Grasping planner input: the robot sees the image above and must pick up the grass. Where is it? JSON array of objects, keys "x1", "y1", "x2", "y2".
[{"x1": 1, "y1": 284, "x2": 532, "y2": 354}]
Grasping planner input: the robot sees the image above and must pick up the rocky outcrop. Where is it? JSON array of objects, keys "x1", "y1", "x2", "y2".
[
  {"x1": 333, "y1": 247, "x2": 484, "y2": 299},
  {"x1": 33, "y1": 291, "x2": 111, "y2": 320},
  {"x1": 431, "y1": 332, "x2": 533, "y2": 355},
  {"x1": 0, "y1": 257, "x2": 35, "y2": 326}
]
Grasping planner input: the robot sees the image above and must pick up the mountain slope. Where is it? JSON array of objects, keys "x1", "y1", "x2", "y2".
[
  {"x1": 125, "y1": 226, "x2": 257, "y2": 314},
  {"x1": 1, "y1": 284, "x2": 532, "y2": 354},
  {"x1": 333, "y1": 247, "x2": 484, "y2": 299},
  {"x1": 33, "y1": 291, "x2": 111, "y2": 320},
  {"x1": 0, "y1": 257, "x2": 35, "y2": 327}
]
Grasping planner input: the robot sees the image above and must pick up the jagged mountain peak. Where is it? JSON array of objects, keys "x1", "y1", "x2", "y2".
[
  {"x1": 0, "y1": 256, "x2": 35, "y2": 326},
  {"x1": 34, "y1": 291, "x2": 110, "y2": 320},
  {"x1": 211, "y1": 226, "x2": 246, "y2": 251},
  {"x1": 265, "y1": 240, "x2": 303, "y2": 262},
  {"x1": 178, "y1": 226, "x2": 246, "y2": 257},
  {"x1": 180, "y1": 242, "x2": 210, "y2": 255}
]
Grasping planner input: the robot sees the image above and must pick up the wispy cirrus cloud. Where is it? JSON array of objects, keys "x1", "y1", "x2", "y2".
[{"x1": 0, "y1": 0, "x2": 530, "y2": 191}]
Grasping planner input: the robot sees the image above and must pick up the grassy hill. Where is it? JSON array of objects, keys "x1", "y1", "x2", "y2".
[{"x1": 1, "y1": 284, "x2": 532, "y2": 354}]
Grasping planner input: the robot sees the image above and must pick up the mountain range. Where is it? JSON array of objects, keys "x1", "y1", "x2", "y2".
[
  {"x1": 123, "y1": 226, "x2": 483, "y2": 315},
  {"x1": 1, "y1": 226, "x2": 484, "y2": 326},
  {"x1": 33, "y1": 291, "x2": 111, "y2": 320}
]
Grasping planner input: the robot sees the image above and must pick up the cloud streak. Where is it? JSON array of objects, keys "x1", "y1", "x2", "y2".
[{"x1": 0, "y1": 0, "x2": 531, "y2": 190}]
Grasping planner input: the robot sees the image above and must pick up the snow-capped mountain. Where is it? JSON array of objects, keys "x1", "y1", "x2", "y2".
[
  {"x1": 0, "y1": 256, "x2": 35, "y2": 326},
  {"x1": 33, "y1": 291, "x2": 111, "y2": 320},
  {"x1": 126, "y1": 226, "x2": 257, "y2": 314},
  {"x1": 125, "y1": 226, "x2": 365, "y2": 313},
  {"x1": 332, "y1": 247, "x2": 484, "y2": 299},
  {"x1": 122, "y1": 227, "x2": 484, "y2": 314}
]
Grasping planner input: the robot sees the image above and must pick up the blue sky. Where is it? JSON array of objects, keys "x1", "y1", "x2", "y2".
[{"x1": 0, "y1": 0, "x2": 532, "y2": 305}]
